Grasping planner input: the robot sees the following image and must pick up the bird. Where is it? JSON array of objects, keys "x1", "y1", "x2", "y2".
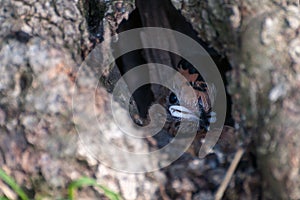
[
  {"x1": 114, "y1": 0, "x2": 233, "y2": 141},
  {"x1": 155, "y1": 58, "x2": 217, "y2": 136}
]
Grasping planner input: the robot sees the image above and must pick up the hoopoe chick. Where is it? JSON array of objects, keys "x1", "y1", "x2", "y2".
[{"x1": 156, "y1": 59, "x2": 217, "y2": 140}]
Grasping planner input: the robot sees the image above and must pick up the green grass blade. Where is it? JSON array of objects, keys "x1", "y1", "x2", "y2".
[
  {"x1": 0, "y1": 168, "x2": 29, "y2": 200},
  {"x1": 68, "y1": 177, "x2": 121, "y2": 200}
]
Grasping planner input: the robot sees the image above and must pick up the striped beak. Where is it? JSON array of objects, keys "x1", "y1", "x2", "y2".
[
  {"x1": 169, "y1": 105, "x2": 199, "y2": 121},
  {"x1": 169, "y1": 105, "x2": 217, "y2": 124}
]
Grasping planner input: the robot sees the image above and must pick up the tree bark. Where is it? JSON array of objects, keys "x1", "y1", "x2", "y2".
[
  {"x1": 180, "y1": 0, "x2": 300, "y2": 199},
  {"x1": 0, "y1": 0, "x2": 299, "y2": 199}
]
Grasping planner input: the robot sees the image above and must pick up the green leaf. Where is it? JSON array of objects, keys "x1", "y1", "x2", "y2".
[
  {"x1": 68, "y1": 177, "x2": 121, "y2": 200},
  {"x1": 0, "y1": 168, "x2": 29, "y2": 200}
]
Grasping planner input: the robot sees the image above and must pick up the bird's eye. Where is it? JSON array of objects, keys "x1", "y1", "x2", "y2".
[{"x1": 169, "y1": 92, "x2": 178, "y2": 104}]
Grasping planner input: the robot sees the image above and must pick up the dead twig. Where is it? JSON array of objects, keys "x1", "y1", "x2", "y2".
[
  {"x1": 0, "y1": 179, "x2": 17, "y2": 200},
  {"x1": 215, "y1": 147, "x2": 244, "y2": 200}
]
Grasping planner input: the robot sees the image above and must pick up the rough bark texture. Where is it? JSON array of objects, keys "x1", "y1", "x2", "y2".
[
  {"x1": 0, "y1": 0, "x2": 299, "y2": 199},
  {"x1": 0, "y1": 0, "x2": 165, "y2": 199},
  {"x1": 179, "y1": 0, "x2": 300, "y2": 199},
  {"x1": 0, "y1": 0, "x2": 98, "y2": 198}
]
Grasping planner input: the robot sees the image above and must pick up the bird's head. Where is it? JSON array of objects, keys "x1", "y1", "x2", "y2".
[{"x1": 159, "y1": 59, "x2": 216, "y2": 134}]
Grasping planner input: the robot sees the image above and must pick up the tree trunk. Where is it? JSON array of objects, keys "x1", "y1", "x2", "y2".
[
  {"x1": 0, "y1": 0, "x2": 299, "y2": 199},
  {"x1": 181, "y1": 0, "x2": 300, "y2": 199}
]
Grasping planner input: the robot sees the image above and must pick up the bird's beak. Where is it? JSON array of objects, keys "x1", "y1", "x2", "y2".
[
  {"x1": 169, "y1": 105, "x2": 217, "y2": 123},
  {"x1": 169, "y1": 105, "x2": 200, "y2": 121}
]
